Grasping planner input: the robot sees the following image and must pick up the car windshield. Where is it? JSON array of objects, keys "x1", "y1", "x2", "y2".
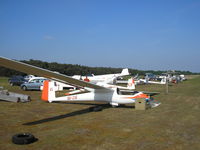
[
  {"x1": 39, "y1": 79, "x2": 45, "y2": 83},
  {"x1": 29, "y1": 79, "x2": 45, "y2": 83},
  {"x1": 29, "y1": 79, "x2": 37, "y2": 83}
]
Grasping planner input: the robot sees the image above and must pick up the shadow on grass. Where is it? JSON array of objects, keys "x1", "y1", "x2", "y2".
[
  {"x1": 23, "y1": 104, "x2": 110, "y2": 126},
  {"x1": 53, "y1": 102, "x2": 134, "y2": 108},
  {"x1": 117, "y1": 104, "x2": 135, "y2": 109},
  {"x1": 23, "y1": 103, "x2": 134, "y2": 125}
]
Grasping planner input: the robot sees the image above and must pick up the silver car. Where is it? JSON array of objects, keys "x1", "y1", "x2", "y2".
[{"x1": 21, "y1": 78, "x2": 47, "y2": 91}]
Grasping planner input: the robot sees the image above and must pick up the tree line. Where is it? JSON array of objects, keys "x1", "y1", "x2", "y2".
[{"x1": 0, "y1": 59, "x2": 197, "y2": 77}]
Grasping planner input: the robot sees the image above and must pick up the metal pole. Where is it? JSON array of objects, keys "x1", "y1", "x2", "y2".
[{"x1": 166, "y1": 77, "x2": 169, "y2": 94}]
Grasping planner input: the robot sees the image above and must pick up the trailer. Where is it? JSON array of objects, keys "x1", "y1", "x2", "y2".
[{"x1": 0, "y1": 87, "x2": 31, "y2": 103}]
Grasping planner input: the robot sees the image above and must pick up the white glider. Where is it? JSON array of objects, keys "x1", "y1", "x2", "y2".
[
  {"x1": 72, "y1": 68, "x2": 129, "y2": 84},
  {"x1": 0, "y1": 56, "x2": 160, "y2": 107}
]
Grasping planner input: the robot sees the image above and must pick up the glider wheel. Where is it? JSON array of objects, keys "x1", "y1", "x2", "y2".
[{"x1": 90, "y1": 106, "x2": 103, "y2": 112}]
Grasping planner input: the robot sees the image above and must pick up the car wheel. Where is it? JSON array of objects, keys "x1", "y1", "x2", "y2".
[
  {"x1": 22, "y1": 86, "x2": 27, "y2": 91},
  {"x1": 10, "y1": 82, "x2": 14, "y2": 86},
  {"x1": 12, "y1": 133, "x2": 37, "y2": 145}
]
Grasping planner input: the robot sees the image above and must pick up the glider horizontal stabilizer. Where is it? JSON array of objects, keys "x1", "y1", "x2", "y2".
[{"x1": 142, "y1": 91, "x2": 160, "y2": 96}]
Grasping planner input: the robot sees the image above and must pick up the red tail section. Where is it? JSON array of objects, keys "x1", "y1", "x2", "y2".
[
  {"x1": 41, "y1": 80, "x2": 49, "y2": 101},
  {"x1": 127, "y1": 77, "x2": 135, "y2": 89}
]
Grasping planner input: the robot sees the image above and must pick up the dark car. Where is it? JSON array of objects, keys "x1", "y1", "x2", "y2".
[
  {"x1": 8, "y1": 76, "x2": 27, "y2": 86},
  {"x1": 145, "y1": 73, "x2": 157, "y2": 81}
]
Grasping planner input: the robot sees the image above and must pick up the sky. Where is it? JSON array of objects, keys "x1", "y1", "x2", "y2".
[{"x1": 1, "y1": 0, "x2": 200, "y2": 72}]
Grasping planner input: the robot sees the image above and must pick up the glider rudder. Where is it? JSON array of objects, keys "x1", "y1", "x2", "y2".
[{"x1": 41, "y1": 80, "x2": 49, "y2": 101}]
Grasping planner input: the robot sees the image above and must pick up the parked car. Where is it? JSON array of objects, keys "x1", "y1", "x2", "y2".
[
  {"x1": 145, "y1": 73, "x2": 157, "y2": 81},
  {"x1": 24, "y1": 75, "x2": 35, "y2": 81},
  {"x1": 20, "y1": 77, "x2": 47, "y2": 91},
  {"x1": 8, "y1": 76, "x2": 27, "y2": 86}
]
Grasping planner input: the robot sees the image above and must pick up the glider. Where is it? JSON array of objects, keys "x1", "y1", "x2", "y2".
[
  {"x1": 72, "y1": 68, "x2": 129, "y2": 84},
  {"x1": 0, "y1": 56, "x2": 160, "y2": 107}
]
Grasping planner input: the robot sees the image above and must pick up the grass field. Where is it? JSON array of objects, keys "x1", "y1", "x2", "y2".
[{"x1": 0, "y1": 76, "x2": 200, "y2": 150}]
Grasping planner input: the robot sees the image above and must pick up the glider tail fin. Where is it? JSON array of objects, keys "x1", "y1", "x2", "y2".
[
  {"x1": 127, "y1": 77, "x2": 135, "y2": 90},
  {"x1": 41, "y1": 80, "x2": 56, "y2": 102},
  {"x1": 161, "y1": 77, "x2": 167, "y2": 84},
  {"x1": 120, "y1": 68, "x2": 129, "y2": 76}
]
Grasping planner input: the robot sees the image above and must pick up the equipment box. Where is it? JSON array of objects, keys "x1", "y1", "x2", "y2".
[{"x1": 135, "y1": 98, "x2": 150, "y2": 110}]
